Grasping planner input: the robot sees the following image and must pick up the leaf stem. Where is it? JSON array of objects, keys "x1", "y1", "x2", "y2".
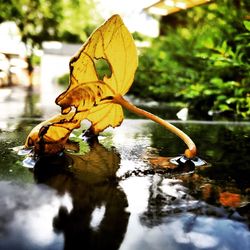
[{"x1": 113, "y1": 95, "x2": 197, "y2": 158}]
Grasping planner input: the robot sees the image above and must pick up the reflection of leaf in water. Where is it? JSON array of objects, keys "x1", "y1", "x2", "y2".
[
  {"x1": 67, "y1": 141, "x2": 120, "y2": 184},
  {"x1": 33, "y1": 141, "x2": 129, "y2": 250},
  {"x1": 33, "y1": 139, "x2": 121, "y2": 186}
]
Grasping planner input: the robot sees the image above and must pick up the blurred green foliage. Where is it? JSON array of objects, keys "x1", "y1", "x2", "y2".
[
  {"x1": 132, "y1": 0, "x2": 250, "y2": 120},
  {"x1": 2, "y1": 0, "x2": 249, "y2": 120},
  {"x1": 58, "y1": 0, "x2": 102, "y2": 43},
  {"x1": 0, "y1": 0, "x2": 63, "y2": 49},
  {"x1": 0, "y1": 0, "x2": 101, "y2": 48},
  {"x1": 57, "y1": 73, "x2": 70, "y2": 87}
]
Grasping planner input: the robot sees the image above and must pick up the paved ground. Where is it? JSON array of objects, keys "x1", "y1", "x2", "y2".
[
  {"x1": 0, "y1": 86, "x2": 28, "y2": 119},
  {"x1": 0, "y1": 85, "x2": 62, "y2": 131}
]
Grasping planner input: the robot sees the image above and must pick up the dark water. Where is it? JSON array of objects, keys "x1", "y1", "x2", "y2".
[
  {"x1": 0, "y1": 87, "x2": 250, "y2": 249},
  {"x1": 0, "y1": 114, "x2": 249, "y2": 250}
]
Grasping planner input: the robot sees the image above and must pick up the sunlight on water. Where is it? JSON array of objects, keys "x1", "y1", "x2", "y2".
[
  {"x1": 120, "y1": 176, "x2": 150, "y2": 213},
  {"x1": 14, "y1": 203, "x2": 61, "y2": 245},
  {"x1": 90, "y1": 205, "x2": 106, "y2": 231},
  {"x1": 22, "y1": 156, "x2": 37, "y2": 168}
]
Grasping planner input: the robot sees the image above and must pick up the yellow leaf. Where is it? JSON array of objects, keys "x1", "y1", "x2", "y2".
[
  {"x1": 87, "y1": 103, "x2": 124, "y2": 134},
  {"x1": 25, "y1": 111, "x2": 87, "y2": 154},
  {"x1": 25, "y1": 14, "x2": 197, "y2": 158},
  {"x1": 56, "y1": 78, "x2": 109, "y2": 114},
  {"x1": 57, "y1": 14, "x2": 138, "y2": 132},
  {"x1": 25, "y1": 14, "x2": 138, "y2": 154}
]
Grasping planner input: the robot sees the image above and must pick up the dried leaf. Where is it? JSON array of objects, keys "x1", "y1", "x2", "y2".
[
  {"x1": 57, "y1": 14, "x2": 138, "y2": 133},
  {"x1": 25, "y1": 111, "x2": 87, "y2": 154},
  {"x1": 149, "y1": 156, "x2": 179, "y2": 170},
  {"x1": 219, "y1": 191, "x2": 241, "y2": 207},
  {"x1": 25, "y1": 14, "x2": 138, "y2": 154}
]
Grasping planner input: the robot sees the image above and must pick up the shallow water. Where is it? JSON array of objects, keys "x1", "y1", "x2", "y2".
[{"x1": 0, "y1": 114, "x2": 249, "y2": 250}]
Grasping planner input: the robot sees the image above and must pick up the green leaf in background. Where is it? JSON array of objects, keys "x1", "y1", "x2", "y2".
[{"x1": 243, "y1": 21, "x2": 250, "y2": 31}]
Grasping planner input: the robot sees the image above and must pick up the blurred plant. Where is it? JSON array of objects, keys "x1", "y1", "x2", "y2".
[
  {"x1": 0, "y1": 0, "x2": 101, "y2": 87},
  {"x1": 132, "y1": 0, "x2": 250, "y2": 120},
  {"x1": 0, "y1": 0, "x2": 63, "y2": 49},
  {"x1": 0, "y1": 0, "x2": 101, "y2": 47},
  {"x1": 57, "y1": 73, "x2": 69, "y2": 87},
  {"x1": 58, "y1": 0, "x2": 102, "y2": 43}
]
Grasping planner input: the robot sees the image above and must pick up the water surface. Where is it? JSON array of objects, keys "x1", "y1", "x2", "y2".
[
  {"x1": 0, "y1": 87, "x2": 250, "y2": 250},
  {"x1": 0, "y1": 114, "x2": 249, "y2": 250}
]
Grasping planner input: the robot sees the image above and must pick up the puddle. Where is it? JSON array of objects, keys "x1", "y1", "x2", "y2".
[{"x1": 0, "y1": 117, "x2": 249, "y2": 249}]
